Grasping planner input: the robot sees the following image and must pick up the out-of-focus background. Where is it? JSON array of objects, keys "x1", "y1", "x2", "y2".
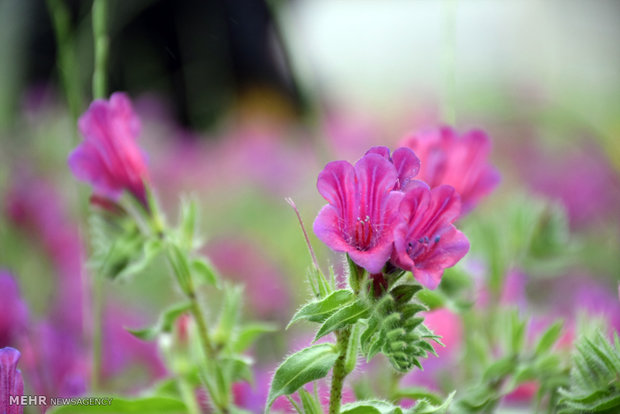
[{"x1": 1, "y1": 1, "x2": 619, "y2": 412}]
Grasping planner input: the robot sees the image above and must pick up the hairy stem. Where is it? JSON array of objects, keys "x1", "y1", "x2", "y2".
[{"x1": 329, "y1": 327, "x2": 352, "y2": 414}]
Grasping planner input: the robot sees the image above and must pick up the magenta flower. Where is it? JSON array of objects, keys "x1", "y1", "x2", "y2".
[
  {"x1": 313, "y1": 153, "x2": 405, "y2": 274},
  {"x1": 0, "y1": 347, "x2": 24, "y2": 414},
  {"x1": 400, "y1": 126, "x2": 500, "y2": 214},
  {"x1": 391, "y1": 182, "x2": 469, "y2": 289},
  {"x1": 68, "y1": 92, "x2": 149, "y2": 206},
  {"x1": 364, "y1": 146, "x2": 421, "y2": 191},
  {"x1": 0, "y1": 272, "x2": 28, "y2": 348}
]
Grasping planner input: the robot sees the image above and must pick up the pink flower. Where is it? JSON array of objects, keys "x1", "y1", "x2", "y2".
[
  {"x1": 313, "y1": 153, "x2": 405, "y2": 274},
  {"x1": 391, "y1": 182, "x2": 469, "y2": 289},
  {"x1": 68, "y1": 92, "x2": 149, "y2": 206},
  {"x1": 400, "y1": 126, "x2": 499, "y2": 214},
  {"x1": 364, "y1": 146, "x2": 421, "y2": 191},
  {"x1": 0, "y1": 347, "x2": 24, "y2": 414}
]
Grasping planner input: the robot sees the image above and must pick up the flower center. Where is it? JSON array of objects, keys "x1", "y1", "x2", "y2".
[
  {"x1": 352, "y1": 215, "x2": 374, "y2": 250},
  {"x1": 407, "y1": 235, "x2": 440, "y2": 260}
]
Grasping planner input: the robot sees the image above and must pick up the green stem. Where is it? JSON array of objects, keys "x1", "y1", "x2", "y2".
[
  {"x1": 329, "y1": 327, "x2": 352, "y2": 414},
  {"x1": 178, "y1": 376, "x2": 201, "y2": 414},
  {"x1": 92, "y1": 0, "x2": 109, "y2": 99},
  {"x1": 91, "y1": 273, "x2": 104, "y2": 391},
  {"x1": 46, "y1": 0, "x2": 83, "y2": 126}
]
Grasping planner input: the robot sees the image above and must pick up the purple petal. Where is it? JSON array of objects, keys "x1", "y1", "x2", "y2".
[
  {"x1": 0, "y1": 347, "x2": 23, "y2": 414},
  {"x1": 392, "y1": 147, "x2": 420, "y2": 191}
]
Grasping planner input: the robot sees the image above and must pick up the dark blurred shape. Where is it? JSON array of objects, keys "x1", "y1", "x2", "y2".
[{"x1": 22, "y1": 0, "x2": 303, "y2": 131}]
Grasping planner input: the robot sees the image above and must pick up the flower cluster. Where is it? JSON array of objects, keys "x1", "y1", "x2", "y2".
[{"x1": 314, "y1": 127, "x2": 498, "y2": 289}]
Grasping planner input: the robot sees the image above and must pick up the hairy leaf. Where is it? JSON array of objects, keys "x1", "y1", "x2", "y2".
[
  {"x1": 265, "y1": 344, "x2": 338, "y2": 411},
  {"x1": 287, "y1": 289, "x2": 355, "y2": 329}
]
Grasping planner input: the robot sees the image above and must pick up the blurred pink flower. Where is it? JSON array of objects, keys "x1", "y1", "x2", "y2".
[
  {"x1": 391, "y1": 183, "x2": 469, "y2": 289},
  {"x1": 400, "y1": 126, "x2": 500, "y2": 215},
  {"x1": 0, "y1": 347, "x2": 24, "y2": 414},
  {"x1": 0, "y1": 272, "x2": 29, "y2": 348},
  {"x1": 68, "y1": 92, "x2": 149, "y2": 206},
  {"x1": 313, "y1": 153, "x2": 405, "y2": 273}
]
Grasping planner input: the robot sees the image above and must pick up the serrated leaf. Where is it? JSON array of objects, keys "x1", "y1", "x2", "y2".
[
  {"x1": 535, "y1": 320, "x2": 564, "y2": 356},
  {"x1": 299, "y1": 389, "x2": 322, "y2": 414},
  {"x1": 340, "y1": 400, "x2": 403, "y2": 414},
  {"x1": 232, "y1": 322, "x2": 278, "y2": 353},
  {"x1": 266, "y1": 344, "x2": 338, "y2": 411},
  {"x1": 287, "y1": 290, "x2": 355, "y2": 329},
  {"x1": 315, "y1": 300, "x2": 371, "y2": 340},
  {"x1": 46, "y1": 396, "x2": 186, "y2": 413},
  {"x1": 191, "y1": 257, "x2": 220, "y2": 287},
  {"x1": 126, "y1": 302, "x2": 192, "y2": 340}
]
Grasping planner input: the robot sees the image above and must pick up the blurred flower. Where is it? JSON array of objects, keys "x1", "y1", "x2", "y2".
[
  {"x1": 365, "y1": 146, "x2": 420, "y2": 191},
  {"x1": 0, "y1": 347, "x2": 24, "y2": 414},
  {"x1": 313, "y1": 153, "x2": 405, "y2": 274},
  {"x1": 5, "y1": 172, "x2": 85, "y2": 337},
  {"x1": 519, "y1": 147, "x2": 620, "y2": 228},
  {"x1": 68, "y1": 92, "x2": 149, "y2": 206},
  {"x1": 207, "y1": 239, "x2": 290, "y2": 318},
  {"x1": 0, "y1": 271, "x2": 29, "y2": 348},
  {"x1": 391, "y1": 182, "x2": 469, "y2": 289},
  {"x1": 400, "y1": 126, "x2": 500, "y2": 214},
  {"x1": 102, "y1": 304, "x2": 167, "y2": 383},
  {"x1": 20, "y1": 323, "x2": 88, "y2": 409}
]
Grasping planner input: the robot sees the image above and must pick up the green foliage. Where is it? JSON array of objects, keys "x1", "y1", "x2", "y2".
[
  {"x1": 287, "y1": 289, "x2": 356, "y2": 329},
  {"x1": 314, "y1": 299, "x2": 371, "y2": 340},
  {"x1": 340, "y1": 400, "x2": 404, "y2": 414},
  {"x1": 453, "y1": 311, "x2": 568, "y2": 413},
  {"x1": 298, "y1": 389, "x2": 323, "y2": 414},
  {"x1": 558, "y1": 331, "x2": 620, "y2": 413},
  {"x1": 410, "y1": 391, "x2": 456, "y2": 414},
  {"x1": 231, "y1": 322, "x2": 278, "y2": 354},
  {"x1": 265, "y1": 343, "x2": 339, "y2": 411},
  {"x1": 46, "y1": 396, "x2": 186, "y2": 413},
  {"x1": 88, "y1": 213, "x2": 161, "y2": 280},
  {"x1": 360, "y1": 284, "x2": 440, "y2": 372},
  {"x1": 126, "y1": 301, "x2": 192, "y2": 341}
]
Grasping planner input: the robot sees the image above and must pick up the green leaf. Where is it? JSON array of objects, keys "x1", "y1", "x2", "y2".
[
  {"x1": 46, "y1": 396, "x2": 186, "y2": 413},
  {"x1": 287, "y1": 289, "x2": 355, "y2": 329},
  {"x1": 535, "y1": 320, "x2": 564, "y2": 356},
  {"x1": 214, "y1": 285, "x2": 243, "y2": 345},
  {"x1": 232, "y1": 322, "x2": 278, "y2": 353},
  {"x1": 315, "y1": 300, "x2": 371, "y2": 340},
  {"x1": 393, "y1": 388, "x2": 443, "y2": 405},
  {"x1": 483, "y1": 356, "x2": 517, "y2": 383},
  {"x1": 410, "y1": 391, "x2": 455, "y2": 414},
  {"x1": 298, "y1": 389, "x2": 323, "y2": 414},
  {"x1": 345, "y1": 323, "x2": 362, "y2": 374},
  {"x1": 390, "y1": 284, "x2": 422, "y2": 304},
  {"x1": 126, "y1": 302, "x2": 192, "y2": 340},
  {"x1": 178, "y1": 198, "x2": 199, "y2": 250},
  {"x1": 166, "y1": 243, "x2": 192, "y2": 295},
  {"x1": 265, "y1": 344, "x2": 338, "y2": 411},
  {"x1": 415, "y1": 289, "x2": 445, "y2": 310},
  {"x1": 191, "y1": 257, "x2": 220, "y2": 287},
  {"x1": 340, "y1": 400, "x2": 403, "y2": 414}
]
